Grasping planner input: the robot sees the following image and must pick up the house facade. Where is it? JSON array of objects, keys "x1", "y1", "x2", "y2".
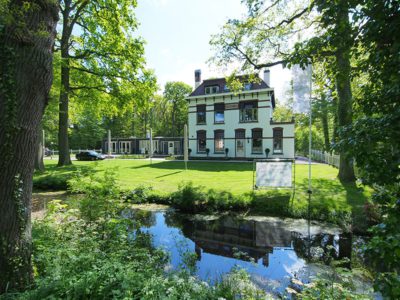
[
  {"x1": 102, "y1": 137, "x2": 183, "y2": 156},
  {"x1": 186, "y1": 70, "x2": 295, "y2": 159}
]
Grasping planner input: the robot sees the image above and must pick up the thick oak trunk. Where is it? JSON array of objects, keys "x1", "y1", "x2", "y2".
[
  {"x1": 57, "y1": 2, "x2": 72, "y2": 166},
  {"x1": 34, "y1": 124, "x2": 45, "y2": 171},
  {"x1": 335, "y1": 4, "x2": 356, "y2": 183},
  {"x1": 0, "y1": 0, "x2": 58, "y2": 292}
]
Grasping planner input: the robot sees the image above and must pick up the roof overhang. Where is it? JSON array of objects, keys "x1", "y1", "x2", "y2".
[{"x1": 186, "y1": 88, "x2": 274, "y2": 101}]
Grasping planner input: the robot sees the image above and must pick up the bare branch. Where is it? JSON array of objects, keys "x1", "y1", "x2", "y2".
[{"x1": 264, "y1": 2, "x2": 314, "y2": 31}]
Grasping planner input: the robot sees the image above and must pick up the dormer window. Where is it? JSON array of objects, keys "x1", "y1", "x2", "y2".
[
  {"x1": 243, "y1": 82, "x2": 252, "y2": 91},
  {"x1": 205, "y1": 85, "x2": 220, "y2": 94},
  {"x1": 223, "y1": 85, "x2": 230, "y2": 92}
]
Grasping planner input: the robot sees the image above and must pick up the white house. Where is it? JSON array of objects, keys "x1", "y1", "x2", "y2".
[{"x1": 186, "y1": 70, "x2": 295, "y2": 159}]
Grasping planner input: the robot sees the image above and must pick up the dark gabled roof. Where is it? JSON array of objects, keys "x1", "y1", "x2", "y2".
[{"x1": 188, "y1": 74, "x2": 270, "y2": 97}]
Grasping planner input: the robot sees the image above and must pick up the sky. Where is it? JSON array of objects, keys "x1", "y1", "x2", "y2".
[{"x1": 135, "y1": 0, "x2": 292, "y2": 103}]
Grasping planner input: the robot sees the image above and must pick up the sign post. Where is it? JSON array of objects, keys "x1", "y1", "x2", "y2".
[{"x1": 253, "y1": 159, "x2": 295, "y2": 191}]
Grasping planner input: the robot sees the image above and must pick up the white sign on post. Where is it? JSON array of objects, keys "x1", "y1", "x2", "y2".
[{"x1": 256, "y1": 162, "x2": 293, "y2": 188}]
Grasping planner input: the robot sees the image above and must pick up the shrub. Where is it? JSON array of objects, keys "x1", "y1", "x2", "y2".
[
  {"x1": 11, "y1": 173, "x2": 270, "y2": 299},
  {"x1": 171, "y1": 182, "x2": 207, "y2": 212},
  {"x1": 33, "y1": 175, "x2": 69, "y2": 190},
  {"x1": 122, "y1": 185, "x2": 154, "y2": 204},
  {"x1": 170, "y1": 182, "x2": 250, "y2": 213}
]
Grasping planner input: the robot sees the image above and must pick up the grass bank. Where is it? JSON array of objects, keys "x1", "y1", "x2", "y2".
[{"x1": 35, "y1": 159, "x2": 373, "y2": 231}]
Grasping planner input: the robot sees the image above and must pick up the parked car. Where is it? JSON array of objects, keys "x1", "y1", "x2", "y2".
[
  {"x1": 76, "y1": 151, "x2": 105, "y2": 161},
  {"x1": 44, "y1": 148, "x2": 53, "y2": 157}
]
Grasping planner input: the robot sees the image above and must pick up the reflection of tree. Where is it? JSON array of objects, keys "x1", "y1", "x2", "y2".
[
  {"x1": 133, "y1": 210, "x2": 156, "y2": 228},
  {"x1": 292, "y1": 233, "x2": 352, "y2": 265},
  {"x1": 164, "y1": 210, "x2": 185, "y2": 229}
]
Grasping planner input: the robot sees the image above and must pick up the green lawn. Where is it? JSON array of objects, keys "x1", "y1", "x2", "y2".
[{"x1": 36, "y1": 159, "x2": 372, "y2": 231}]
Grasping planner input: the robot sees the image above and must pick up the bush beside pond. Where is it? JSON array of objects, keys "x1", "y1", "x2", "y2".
[
  {"x1": 119, "y1": 182, "x2": 352, "y2": 227},
  {"x1": 9, "y1": 172, "x2": 272, "y2": 299}
]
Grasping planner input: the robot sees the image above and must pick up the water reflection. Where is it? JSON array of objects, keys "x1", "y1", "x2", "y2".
[{"x1": 134, "y1": 209, "x2": 352, "y2": 295}]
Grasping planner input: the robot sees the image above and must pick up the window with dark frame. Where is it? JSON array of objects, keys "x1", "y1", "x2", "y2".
[
  {"x1": 235, "y1": 129, "x2": 245, "y2": 139},
  {"x1": 197, "y1": 105, "x2": 206, "y2": 124},
  {"x1": 214, "y1": 103, "x2": 225, "y2": 123},
  {"x1": 252, "y1": 128, "x2": 263, "y2": 153},
  {"x1": 205, "y1": 85, "x2": 220, "y2": 94},
  {"x1": 239, "y1": 101, "x2": 258, "y2": 122},
  {"x1": 243, "y1": 82, "x2": 252, "y2": 90},
  {"x1": 273, "y1": 128, "x2": 283, "y2": 153},
  {"x1": 197, "y1": 130, "x2": 206, "y2": 152},
  {"x1": 214, "y1": 130, "x2": 224, "y2": 153}
]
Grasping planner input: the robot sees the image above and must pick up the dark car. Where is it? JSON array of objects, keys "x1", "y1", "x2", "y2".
[
  {"x1": 44, "y1": 148, "x2": 53, "y2": 157},
  {"x1": 76, "y1": 151, "x2": 105, "y2": 161}
]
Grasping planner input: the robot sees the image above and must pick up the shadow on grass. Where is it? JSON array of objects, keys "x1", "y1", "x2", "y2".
[
  {"x1": 129, "y1": 160, "x2": 253, "y2": 172},
  {"x1": 155, "y1": 171, "x2": 183, "y2": 178},
  {"x1": 294, "y1": 177, "x2": 369, "y2": 229}
]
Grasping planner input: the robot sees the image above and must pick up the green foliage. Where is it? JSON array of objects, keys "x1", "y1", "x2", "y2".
[
  {"x1": 364, "y1": 195, "x2": 400, "y2": 299},
  {"x1": 122, "y1": 185, "x2": 155, "y2": 204},
  {"x1": 33, "y1": 175, "x2": 69, "y2": 191},
  {"x1": 299, "y1": 264, "x2": 373, "y2": 299},
  {"x1": 295, "y1": 125, "x2": 325, "y2": 155},
  {"x1": 8, "y1": 173, "x2": 272, "y2": 299},
  {"x1": 170, "y1": 182, "x2": 250, "y2": 213},
  {"x1": 163, "y1": 81, "x2": 192, "y2": 136}
]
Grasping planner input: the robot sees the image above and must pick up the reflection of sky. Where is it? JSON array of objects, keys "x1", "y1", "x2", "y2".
[{"x1": 141, "y1": 212, "x2": 306, "y2": 294}]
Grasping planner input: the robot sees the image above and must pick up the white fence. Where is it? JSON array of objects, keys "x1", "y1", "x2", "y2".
[{"x1": 310, "y1": 149, "x2": 340, "y2": 168}]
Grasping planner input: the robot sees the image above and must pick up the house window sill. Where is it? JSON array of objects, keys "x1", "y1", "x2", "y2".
[
  {"x1": 273, "y1": 152, "x2": 284, "y2": 155},
  {"x1": 239, "y1": 120, "x2": 258, "y2": 123},
  {"x1": 214, "y1": 122, "x2": 225, "y2": 125},
  {"x1": 196, "y1": 123, "x2": 206, "y2": 125}
]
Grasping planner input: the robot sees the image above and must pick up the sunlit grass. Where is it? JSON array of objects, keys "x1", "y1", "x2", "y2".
[{"x1": 37, "y1": 159, "x2": 372, "y2": 229}]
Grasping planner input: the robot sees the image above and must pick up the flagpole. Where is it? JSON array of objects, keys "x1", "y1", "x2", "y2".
[
  {"x1": 184, "y1": 124, "x2": 188, "y2": 170},
  {"x1": 307, "y1": 64, "x2": 313, "y2": 259}
]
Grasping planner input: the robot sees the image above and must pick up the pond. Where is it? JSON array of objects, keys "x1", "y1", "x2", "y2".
[{"x1": 130, "y1": 208, "x2": 355, "y2": 296}]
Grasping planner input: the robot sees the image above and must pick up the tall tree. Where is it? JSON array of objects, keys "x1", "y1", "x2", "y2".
[
  {"x1": 339, "y1": 1, "x2": 400, "y2": 296},
  {"x1": 56, "y1": 0, "x2": 145, "y2": 166},
  {"x1": 0, "y1": 0, "x2": 58, "y2": 292},
  {"x1": 163, "y1": 82, "x2": 192, "y2": 136},
  {"x1": 210, "y1": 0, "x2": 357, "y2": 182}
]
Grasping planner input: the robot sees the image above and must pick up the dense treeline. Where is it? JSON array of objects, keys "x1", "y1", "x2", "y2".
[{"x1": 211, "y1": 0, "x2": 400, "y2": 297}]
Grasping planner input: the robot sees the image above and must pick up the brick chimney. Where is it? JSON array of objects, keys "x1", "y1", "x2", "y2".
[
  {"x1": 263, "y1": 69, "x2": 270, "y2": 87},
  {"x1": 195, "y1": 69, "x2": 201, "y2": 89}
]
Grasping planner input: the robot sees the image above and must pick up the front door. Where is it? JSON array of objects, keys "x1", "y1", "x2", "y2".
[
  {"x1": 236, "y1": 139, "x2": 245, "y2": 157},
  {"x1": 168, "y1": 142, "x2": 174, "y2": 155}
]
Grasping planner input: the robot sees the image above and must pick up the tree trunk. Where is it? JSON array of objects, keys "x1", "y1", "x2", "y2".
[
  {"x1": 0, "y1": 0, "x2": 58, "y2": 292},
  {"x1": 320, "y1": 95, "x2": 330, "y2": 152},
  {"x1": 34, "y1": 125, "x2": 45, "y2": 171},
  {"x1": 57, "y1": 3, "x2": 72, "y2": 166},
  {"x1": 335, "y1": 4, "x2": 356, "y2": 183}
]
